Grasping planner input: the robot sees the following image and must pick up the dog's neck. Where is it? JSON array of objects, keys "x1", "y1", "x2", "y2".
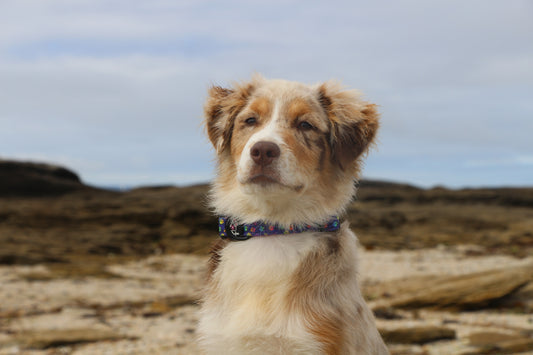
[{"x1": 218, "y1": 216, "x2": 340, "y2": 241}]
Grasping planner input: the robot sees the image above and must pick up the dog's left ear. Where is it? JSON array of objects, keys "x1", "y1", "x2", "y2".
[
  {"x1": 318, "y1": 82, "x2": 380, "y2": 171},
  {"x1": 204, "y1": 79, "x2": 257, "y2": 153}
]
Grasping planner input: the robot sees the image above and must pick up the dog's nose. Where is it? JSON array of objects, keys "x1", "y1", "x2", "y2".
[{"x1": 250, "y1": 141, "x2": 280, "y2": 166}]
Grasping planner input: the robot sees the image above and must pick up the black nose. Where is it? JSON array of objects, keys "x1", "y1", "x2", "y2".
[{"x1": 250, "y1": 141, "x2": 280, "y2": 167}]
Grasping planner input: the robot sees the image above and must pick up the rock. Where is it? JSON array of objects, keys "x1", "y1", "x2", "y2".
[
  {"x1": 379, "y1": 326, "x2": 456, "y2": 344},
  {"x1": 373, "y1": 307, "x2": 404, "y2": 320},
  {"x1": 0, "y1": 254, "x2": 66, "y2": 266},
  {"x1": 0, "y1": 160, "x2": 89, "y2": 197},
  {"x1": 388, "y1": 345, "x2": 429, "y2": 355},
  {"x1": 468, "y1": 331, "x2": 531, "y2": 346},
  {"x1": 16, "y1": 328, "x2": 132, "y2": 349},
  {"x1": 495, "y1": 280, "x2": 533, "y2": 312},
  {"x1": 371, "y1": 263, "x2": 533, "y2": 310},
  {"x1": 460, "y1": 331, "x2": 533, "y2": 354}
]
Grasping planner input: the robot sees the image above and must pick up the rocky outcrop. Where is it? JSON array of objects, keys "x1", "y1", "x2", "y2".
[
  {"x1": 0, "y1": 160, "x2": 89, "y2": 197},
  {"x1": 0, "y1": 158, "x2": 532, "y2": 266}
]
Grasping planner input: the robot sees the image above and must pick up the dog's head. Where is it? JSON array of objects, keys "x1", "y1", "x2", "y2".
[{"x1": 205, "y1": 75, "x2": 379, "y2": 227}]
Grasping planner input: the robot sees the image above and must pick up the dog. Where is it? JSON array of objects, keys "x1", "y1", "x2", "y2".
[{"x1": 198, "y1": 75, "x2": 389, "y2": 354}]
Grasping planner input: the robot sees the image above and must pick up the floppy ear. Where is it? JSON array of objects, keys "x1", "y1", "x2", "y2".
[
  {"x1": 204, "y1": 81, "x2": 256, "y2": 153},
  {"x1": 204, "y1": 86, "x2": 234, "y2": 153},
  {"x1": 318, "y1": 82, "x2": 380, "y2": 171}
]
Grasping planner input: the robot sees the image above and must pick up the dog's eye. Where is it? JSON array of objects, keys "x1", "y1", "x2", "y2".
[
  {"x1": 244, "y1": 117, "x2": 257, "y2": 125},
  {"x1": 298, "y1": 121, "x2": 314, "y2": 131}
]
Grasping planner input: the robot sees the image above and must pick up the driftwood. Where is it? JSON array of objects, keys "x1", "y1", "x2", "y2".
[
  {"x1": 460, "y1": 331, "x2": 533, "y2": 355},
  {"x1": 16, "y1": 328, "x2": 134, "y2": 350},
  {"x1": 369, "y1": 263, "x2": 533, "y2": 310},
  {"x1": 379, "y1": 326, "x2": 456, "y2": 344}
]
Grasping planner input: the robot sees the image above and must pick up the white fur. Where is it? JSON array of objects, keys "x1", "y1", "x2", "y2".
[
  {"x1": 198, "y1": 227, "x2": 388, "y2": 354},
  {"x1": 198, "y1": 233, "x2": 321, "y2": 354}
]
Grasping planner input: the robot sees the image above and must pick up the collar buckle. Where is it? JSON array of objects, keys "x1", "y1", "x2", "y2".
[{"x1": 222, "y1": 219, "x2": 252, "y2": 241}]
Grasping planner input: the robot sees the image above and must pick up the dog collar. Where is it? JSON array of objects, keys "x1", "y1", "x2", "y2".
[{"x1": 218, "y1": 216, "x2": 341, "y2": 241}]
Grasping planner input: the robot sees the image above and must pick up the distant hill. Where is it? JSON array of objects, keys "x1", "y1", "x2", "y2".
[
  {"x1": 0, "y1": 160, "x2": 92, "y2": 197},
  {"x1": 2, "y1": 158, "x2": 533, "y2": 207},
  {"x1": 0, "y1": 158, "x2": 532, "y2": 265}
]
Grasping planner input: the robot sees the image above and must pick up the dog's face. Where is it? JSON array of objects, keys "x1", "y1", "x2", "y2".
[{"x1": 205, "y1": 75, "x2": 379, "y2": 226}]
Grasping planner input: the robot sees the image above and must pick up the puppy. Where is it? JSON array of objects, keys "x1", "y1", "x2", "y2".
[{"x1": 198, "y1": 75, "x2": 389, "y2": 354}]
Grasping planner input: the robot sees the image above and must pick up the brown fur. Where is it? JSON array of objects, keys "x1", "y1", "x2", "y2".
[
  {"x1": 248, "y1": 96, "x2": 273, "y2": 118},
  {"x1": 287, "y1": 97, "x2": 313, "y2": 120},
  {"x1": 206, "y1": 238, "x2": 228, "y2": 281},
  {"x1": 308, "y1": 311, "x2": 344, "y2": 355},
  {"x1": 318, "y1": 83, "x2": 379, "y2": 171},
  {"x1": 281, "y1": 131, "x2": 321, "y2": 172},
  {"x1": 204, "y1": 82, "x2": 256, "y2": 153},
  {"x1": 230, "y1": 98, "x2": 274, "y2": 161},
  {"x1": 287, "y1": 233, "x2": 347, "y2": 354}
]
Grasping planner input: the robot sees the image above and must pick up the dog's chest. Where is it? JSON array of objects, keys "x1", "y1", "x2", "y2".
[
  {"x1": 219, "y1": 233, "x2": 317, "y2": 286},
  {"x1": 200, "y1": 234, "x2": 320, "y2": 341}
]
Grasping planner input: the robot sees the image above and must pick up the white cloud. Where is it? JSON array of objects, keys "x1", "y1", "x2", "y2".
[{"x1": 0, "y1": 0, "x2": 532, "y2": 187}]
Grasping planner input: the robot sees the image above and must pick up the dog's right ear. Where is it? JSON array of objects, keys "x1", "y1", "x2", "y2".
[
  {"x1": 204, "y1": 86, "x2": 234, "y2": 153},
  {"x1": 204, "y1": 82, "x2": 255, "y2": 153}
]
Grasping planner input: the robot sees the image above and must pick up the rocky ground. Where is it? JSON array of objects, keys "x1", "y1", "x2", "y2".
[
  {"x1": 1, "y1": 248, "x2": 532, "y2": 355},
  {"x1": 1, "y1": 160, "x2": 532, "y2": 354}
]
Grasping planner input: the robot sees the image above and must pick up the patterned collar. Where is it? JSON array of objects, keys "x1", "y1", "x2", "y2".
[{"x1": 218, "y1": 216, "x2": 341, "y2": 241}]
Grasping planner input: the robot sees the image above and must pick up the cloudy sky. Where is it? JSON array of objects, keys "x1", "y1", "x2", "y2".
[{"x1": 1, "y1": 0, "x2": 532, "y2": 188}]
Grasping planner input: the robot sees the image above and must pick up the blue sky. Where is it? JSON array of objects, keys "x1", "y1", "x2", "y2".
[{"x1": 1, "y1": 0, "x2": 532, "y2": 188}]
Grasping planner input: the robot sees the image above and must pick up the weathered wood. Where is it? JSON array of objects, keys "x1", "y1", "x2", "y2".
[
  {"x1": 370, "y1": 263, "x2": 533, "y2": 310},
  {"x1": 460, "y1": 331, "x2": 533, "y2": 355},
  {"x1": 379, "y1": 326, "x2": 456, "y2": 344},
  {"x1": 17, "y1": 328, "x2": 134, "y2": 349}
]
